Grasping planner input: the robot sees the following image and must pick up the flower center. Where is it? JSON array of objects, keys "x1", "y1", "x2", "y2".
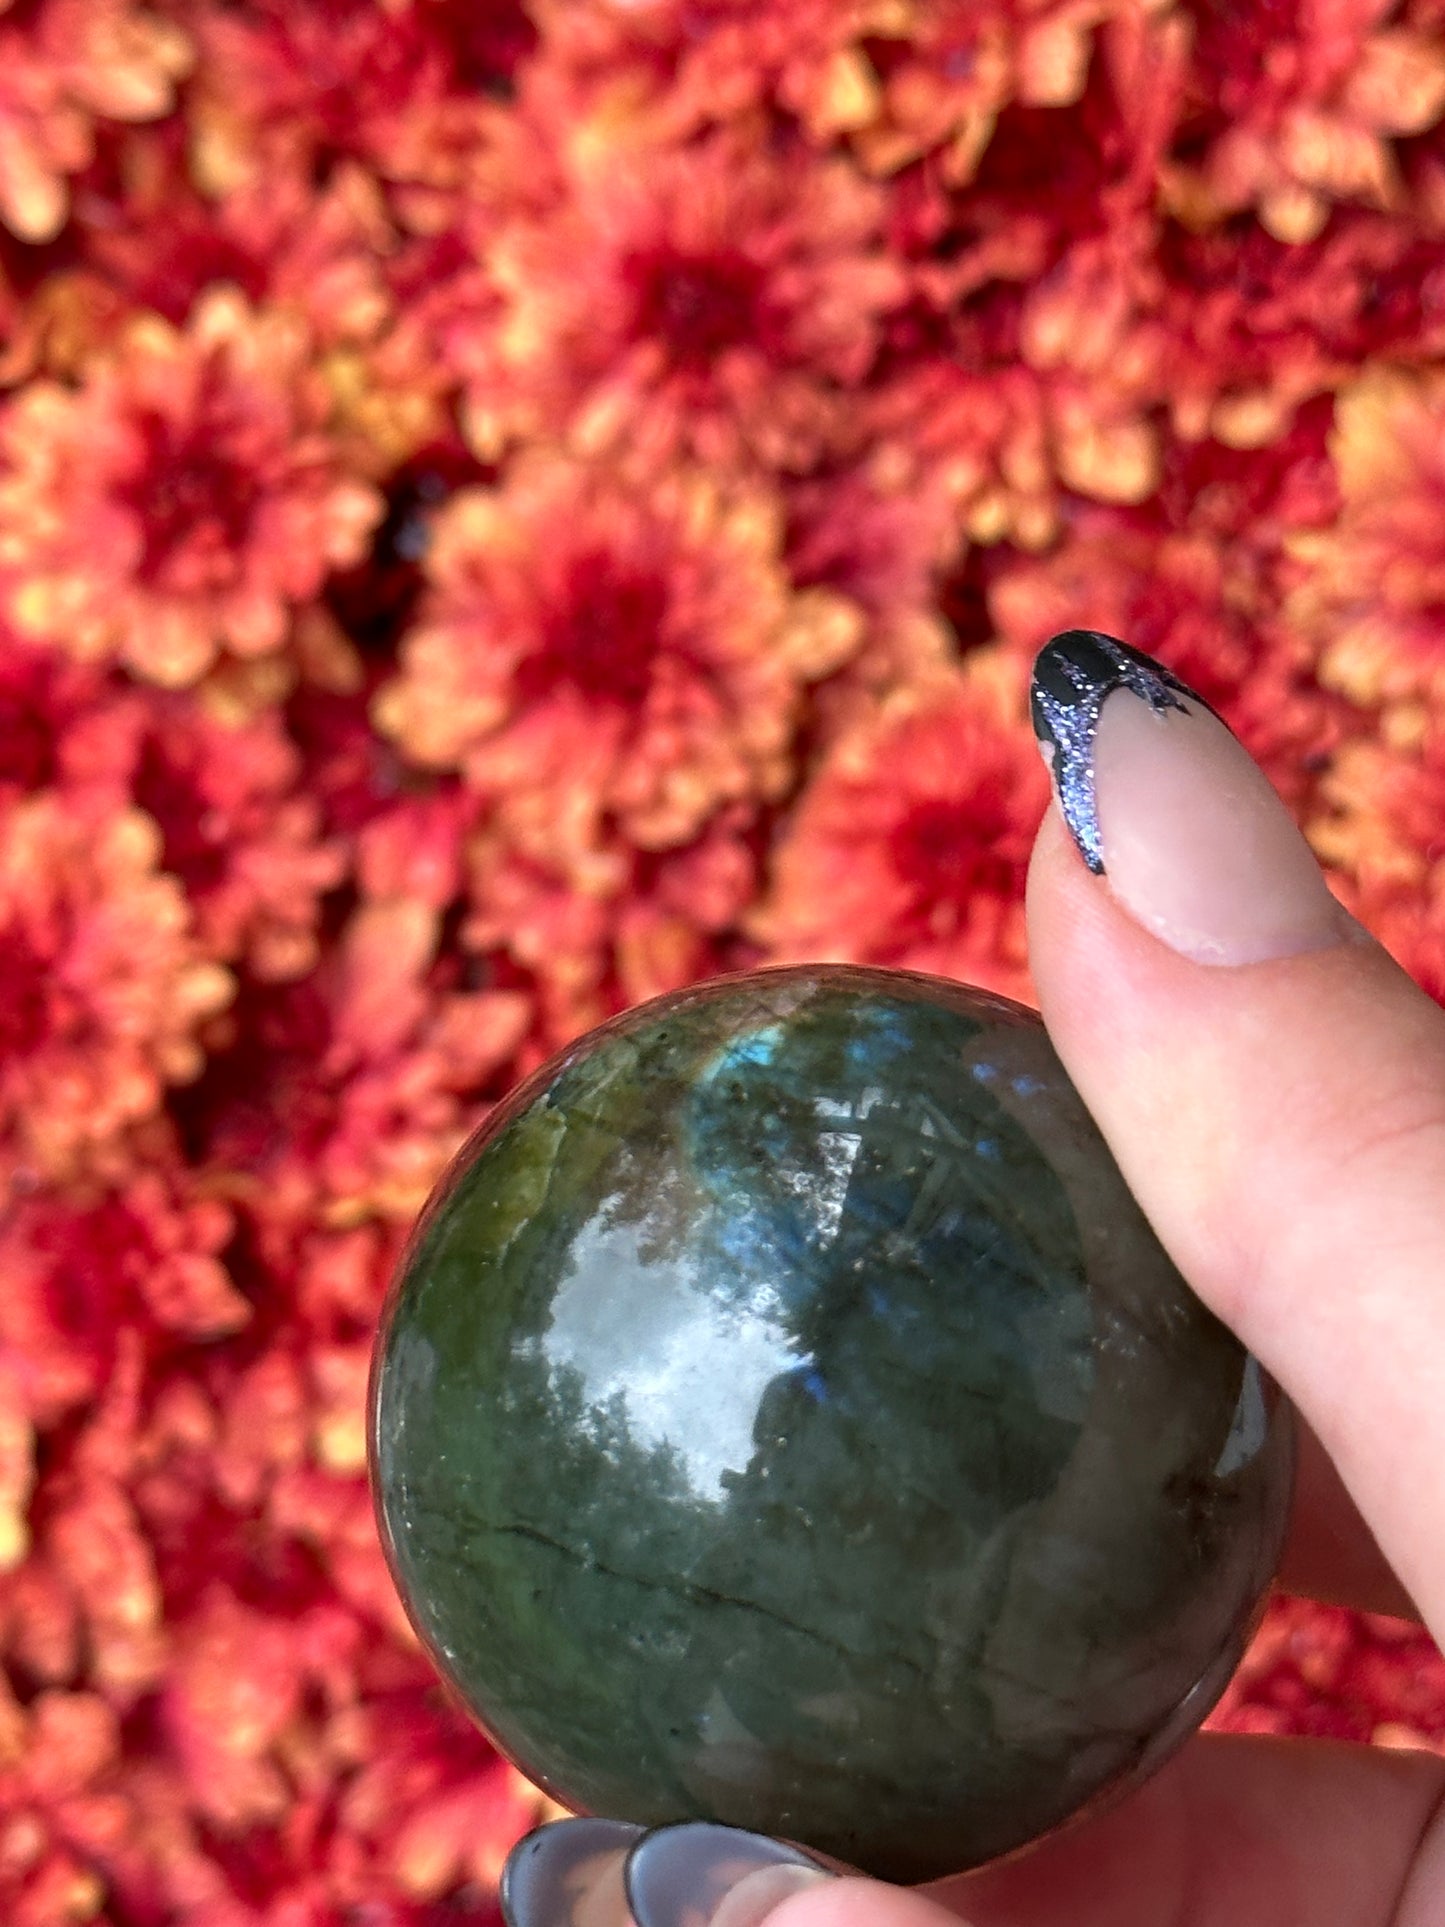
[
  {"x1": 122, "y1": 406, "x2": 262, "y2": 591},
  {"x1": 132, "y1": 737, "x2": 231, "y2": 896},
  {"x1": 522, "y1": 550, "x2": 672, "y2": 708},
  {"x1": 890, "y1": 798, "x2": 1002, "y2": 905},
  {"x1": 629, "y1": 246, "x2": 767, "y2": 371},
  {"x1": 0, "y1": 923, "x2": 52, "y2": 1060},
  {"x1": 0, "y1": 689, "x2": 56, "y2": 792}
]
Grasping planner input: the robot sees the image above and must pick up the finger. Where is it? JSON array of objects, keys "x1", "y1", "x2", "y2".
[
  {"x1": 1025, "y1": 631, "x2": 1445, "y2": 1636},
  {"x1": 501, "y1": 1819, "x2": 831, "y2": 1927},
  {"x1": 1280, "y1": 1416, "x2": 1417, "y2": 1620},
  {"x1": 761, "y1": 1732, "x2": 1445, "y2": 1927}
]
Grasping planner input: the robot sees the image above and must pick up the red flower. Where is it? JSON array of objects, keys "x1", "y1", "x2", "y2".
[
  {"x1": 0, "y1": 790, "x2": 233, "y2": 1187},
  {"x1": 0, "y1": 624, "x2": 119, "y2": 805},
  {"x1": 0, "y1": 291, "x2": 383, "y2": 688},
  {"x1": 1211, "y1": 1596, "x2": 1445, "y2": 1748},
  {"x1": 453, "y1": 126, "x2": 907, "y2": 471},
  {"x1": 0, "y1": 1164, "x2": 241, "y2": 1581},
  {"x1": 528, "y1": 0, "x2": 886, "y2": 146},
  {"x1": 1166, "y1": 0, "x2": 1445, "y2": 242},
  {"x1": 755, "y1": 665, "x2": 1048, "y2": 999},
  {"x1": 186, "y1": 0, "x2": 534, "y2": 204},
  {"x1": 1156, "y1": 214, "x2": 1445, "y2": 450},
  {"x1": 0, "y1": 0, "x2": 190, "y2": 243},
  {"x1": 81, "y1": 145, "x2": 395, "y2": 349},
  {"x1": 374, "y1": 456, "x2": 863, "y2": 872},
  {"x1": 854, "y1": 0, "x2": 1145, "y2": 181},
  {"x1": 187, "y1": 793, "x2": 530, "y2": 1231},
  {"x1": 0, "y1": 1688, "x2": 121, "y2": 1927},
  {"x1": 466, "y1": 814, "x2": 759, "y2": 1048},
  {"x1": 114, "y1": 687, "x2": 347, "y2": 983}
]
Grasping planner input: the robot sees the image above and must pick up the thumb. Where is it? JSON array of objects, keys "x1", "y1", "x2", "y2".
[{"x1": 1026, "y1": 632, "x2": 1445, "y2": 1637}]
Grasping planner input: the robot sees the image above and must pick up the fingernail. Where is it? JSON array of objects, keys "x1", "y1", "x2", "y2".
[
  {"x1": 502, "y1": 1818, "x2": 645, "y2": 1927},
  {"x1": 626, "y1": 1823, "x2": 831, "y2": 1927},
  {"x1": 1031, "y1": 629, "x2": 1349, "y2": 965}
]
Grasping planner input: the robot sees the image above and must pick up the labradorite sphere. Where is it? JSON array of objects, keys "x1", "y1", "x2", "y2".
[{"x1": 370, "y1": 966, "x2": 1292, "y2": 1881}]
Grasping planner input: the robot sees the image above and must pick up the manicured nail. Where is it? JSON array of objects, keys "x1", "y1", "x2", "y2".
[
  {"x1": 626, "y1": 1822, "x2": 831, "y2": 1927},
  {"x1": 1031, "y1": 630, "x2": 1349, "y2": 965},
  {"x1": 502, "y1": 1818, "x2": 645, "y2": 1927}
]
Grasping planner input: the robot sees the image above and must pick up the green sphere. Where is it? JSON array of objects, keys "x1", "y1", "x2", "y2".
[{"x1": 370, "y1": 966, "x2": 1292, "y2": 1881}]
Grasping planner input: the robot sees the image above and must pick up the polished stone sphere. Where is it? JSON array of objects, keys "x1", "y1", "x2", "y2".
[{"x1": 370, "y1": 966, "x2": 1293, "y2": 1881}]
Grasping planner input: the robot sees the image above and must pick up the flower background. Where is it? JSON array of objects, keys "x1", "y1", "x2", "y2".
[{"x1": 1, "y1": 0, "x2": 1445, "y2": 1919}]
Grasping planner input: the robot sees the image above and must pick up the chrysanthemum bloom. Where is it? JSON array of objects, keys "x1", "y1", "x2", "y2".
[
  {"x1": 1308, "y1": 714, "x2": 1445, "y2": 1002},
  {"x1": 783, "y1": 459, "x2": 960, "y2": 731},
  {"x1": 0, "y1": 791, "x2": 233, "y2": 1187},
  {"x1": 0, "y1": 291, "x2": 383, "y2": 688},
  {"x1": 0, "y1": 624, "x2": 122, "y2": 803},
  {"x1": 1156, "y1": 213, "x2": 1445, "y2": 450},
  {"x1": 81, "y1": 148, "x2": 394, "y2": 349},
  {"x1": 1207, "y1": 1595, "x2": 1445, "y2": 1751},
  {"x1": 113, "y1": 688, "x2": 347, "y2": 982},
  {"x1": 466, "y1": 813, "x2": 758, "y2": 1047},
  {"x1": 0, "y1": 1166, "x2": 243, "y2": 1574},
  {"x1": 866, "y1": 349, "x2": 1156, "y2": 554},
  {"x1": 0, "y1": 0, "x2": 191, "y2": 242},
  {"x1": 454, "y1": 126, "x2": 907, "y2": 470},
  {"x1": 1288, "y1": 364, "x2": 1445, "y2": 702},
  {"x1": 189, "y1": 794, "x2": 530, "y2": 1232},
  {"x1": 987, "y1": 430, "x2": 1351, "y2": 811},
  {"x1": 852, "y1": 0, "x2": 1138, "y2": 181},
  {"x1": 755, "y1": 664, "x2": 1048, "y2": 998},
  {"x1": 1165, "y1": 0, "x2": 1445, "y2": 242},
  {"x1": 0, "y1": 1686, "x2": 124, "y2": 1925},
  {"x1": 335, "y1": 1689, "x2": 541, "y2": 1905},
  {"x1": 528, "y1": 0, "x2": 888, "y2": 145},
  {"x1": 186, "y1": 0, "x2": 534, "y2": 203},
  {"x1": 375, "y1": 456, "x2": 864, "y2": 877}
]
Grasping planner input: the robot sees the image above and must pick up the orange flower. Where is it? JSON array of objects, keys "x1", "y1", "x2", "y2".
[
  {"x1": 0, "y1": 624, "x2": 119, "y2": 803},
  {"x1": 375, "y1": 456, "x2": 863, "y2": 873},
  {"x1": 783, "y1": 461, "x2": 959, "y2": 738},
  {"x1": 186, "y1": 0, "x2": 533, "y2": 203},
  {"x1": 190, "y1": 794, "x2": 530, "y2": 1230},
  {"x1": 868, "y1": 229, "x2": 1172, "y2": 546},
  {"x1": 0, "y1": 291, "x2": 383, "y2": 688},
  {"x1": 1288, "y1": 365, "x2": 1445, "y2": 702},
  {"x1": 110, "y1": 687, "x2": 348, "y2": 983},
  {"x1": 0, "y1": 1689, "x2": 121, "y2": 1926},
  {"x1": 1156, "y1": 213, "x2": 1445, "y2": 450},
  {"x1": 0, "y1": 1166, "x2": 242, "y2": 1580},
  {"x1": 1165, "y1": 0, "x2": 1445, "y2": 242},
  {"x1": 81, "y1": 147, "x2": 395, "y2": 349},
  {"x1": 466, "y1": 814, "x2": 759, "y2": 1048},
  {"x1": 528, "y1": 0, "x2": 889, "y2": 145},
  {"x1": 456, "y1": 126, "x2": 907, "y2": 470},
  {"x1": 755, "y1": 664, "x2": 1048, "y2": 998},
  {"x1": 853, "y1": 0, "x2": 1144, "y2": 181},
  {"x1": 0, "y1": 790, "x2": 233, "y2": 1187},
  {"x1": 0, "y1": 0, "x2": 190, "y2": 243},
  {"x1": 1308, "y1": 714, "x2": 1445, "y2": 1000}
]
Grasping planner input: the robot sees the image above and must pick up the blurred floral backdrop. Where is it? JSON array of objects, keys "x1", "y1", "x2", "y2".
[{"x1": 2, "y1": 0, "x2": 1445, "y2": 1920}]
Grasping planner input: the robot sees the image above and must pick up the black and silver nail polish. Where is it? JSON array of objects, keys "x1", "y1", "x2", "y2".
[{"x1": 1030, "y1": 629, "x2": 1201, "y2": 875}]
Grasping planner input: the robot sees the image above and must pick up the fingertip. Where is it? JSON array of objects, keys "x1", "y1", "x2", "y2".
[{"x1": 757, "y1": 1876, "x2": 966, "y2": 1927}]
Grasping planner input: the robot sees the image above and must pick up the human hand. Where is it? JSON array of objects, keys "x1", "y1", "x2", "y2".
[{"x1": 501, "y1": 633, "x2": 1445, "y2": 1927}]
